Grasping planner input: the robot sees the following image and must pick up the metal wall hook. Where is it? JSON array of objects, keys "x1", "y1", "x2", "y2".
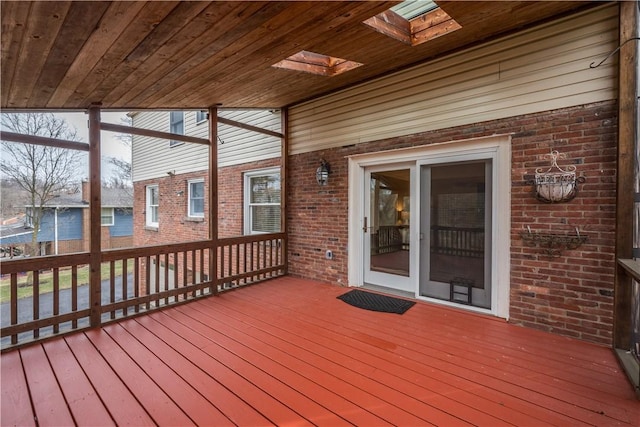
[{"x1": 590, "y1": 37, "x2": 640, "y2": 69}]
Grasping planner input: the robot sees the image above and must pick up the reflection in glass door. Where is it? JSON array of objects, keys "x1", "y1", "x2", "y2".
[
  {"x1": 364, "y1": 168, "x2": 412, "y2": 292},
  {"x1": 420, "y1": 160, "x2": 492, "y2": 308}
]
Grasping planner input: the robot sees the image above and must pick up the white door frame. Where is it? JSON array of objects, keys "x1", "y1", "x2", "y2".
[
  {"x1": 347, "y1": 134, "x2": 512, "y2": 319},
  {"x1": 362, "y1": 164, "x2": 416, "y2": 293}
]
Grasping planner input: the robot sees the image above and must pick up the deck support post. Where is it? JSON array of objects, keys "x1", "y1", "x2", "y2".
[
  {"x1": 281, "y1": 108, "x2": 289, "y2": 274},
  {"x1": 209, "y1": 106, "x2": 219, "y2": 294},
  {"x1": 88, "y1": 104, "x2": 102, "y2": 327}
]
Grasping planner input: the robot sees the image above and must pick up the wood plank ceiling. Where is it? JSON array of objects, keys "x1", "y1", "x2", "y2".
[{"x1": 1, "y1": 1, "x2": 593, "y2": 110}]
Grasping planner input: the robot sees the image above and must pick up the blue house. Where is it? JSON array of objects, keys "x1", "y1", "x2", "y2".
[{"x1": 0, "y1": 183, "x2": 133, "y2": 256}]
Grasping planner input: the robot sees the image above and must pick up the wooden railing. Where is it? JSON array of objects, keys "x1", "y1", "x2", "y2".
[
  {"x1": 372, "y1": 225, "x2": 408, "y2": 254},
  {"x1": 0, "y1": 233, "x2": 286, "y2": 350},
  {"x1": 431, "y1": 226, "x2": 484, "y2": 258}
]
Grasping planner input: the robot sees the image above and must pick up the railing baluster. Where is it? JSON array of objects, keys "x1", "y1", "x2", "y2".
[
  {"x1": 242, "y1": 242, "x2": 247, "y2": 285},
  {"x1": 226, "y1": 245, "x2": 232, "y2": 288},
  {"x1": 156, "y1": 254, "x2": 162, "y2": 304},
  {"x1": 145, "y1": 256, "x2": 151, "y2": 310},
  {"x1": 134, "y1": 257, "x2": 140, "y2": 313},
  {"x1": 72, "y1": 265, "x2": 78, "y2": 328},
  {"x1": 33, "y1": 271, "x2": 40, "y2": 339},
  {"x1": 185, "y1": 250, "x2": 193, "y2": 297},
  {"x1": 235, "y1": 242, "x2": 240, "y2": 287},
  {"x1": 164, "y1": 253, "x2": 169, "y2": 305},
  {"x1": 53, "y1": 267, "x2": 59, "y2": 334},
  {"x1": 122, "y1": 258, "x2": 128, "y2": 317},
  {"x1": 10, "y1": 273, "x2": 17, "y2": 344},
  {"x1": 110, "y1": 260, "x2": 116, "y2": 319},
  {"x1": 199, "y1": 249, "x2": 204, "y2": 295},
  {"x1": 173, "y1": 252, "x2": 179, "y2": 302}
]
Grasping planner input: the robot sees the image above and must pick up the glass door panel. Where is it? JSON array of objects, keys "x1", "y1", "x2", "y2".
[
  {"x1": 420, "y1": 160, "x2": 492, "y2": 308},
  {"x1": 364, "y1": 168, "x2": 413, "y2": 292}
]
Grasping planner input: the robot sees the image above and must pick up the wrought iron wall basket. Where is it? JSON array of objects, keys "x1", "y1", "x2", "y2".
[
  {"x1": 534, "y1": 150, "x2": 585, "y2": 203},
  {"x1": 520, "y1": 226, "x2": 588, "y2": 257}
]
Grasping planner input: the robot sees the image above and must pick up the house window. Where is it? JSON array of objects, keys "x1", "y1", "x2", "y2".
[
  {"x1": 146, "y1": 185, "x2": 159, "y2": 227},
  {"x1": 244, "y1": 169, "x2": 281, "y2": 234},
  {"x1": 188, "y1": 179, "x2": 205, "y2": 218},
  {"x1": 101, "y1": 208, "x2": 114, "y2": 226},
  {"x1": 169, "y1": 111, "x2": 184, "y2": 147},
  {"x1": 195, "y1": 111, "x2": 207, "y2": 123}
]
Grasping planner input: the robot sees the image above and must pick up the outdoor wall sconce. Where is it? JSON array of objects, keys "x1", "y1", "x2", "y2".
[
  {"x1": 533, "y1": 150, "x2": 585, "y2": 203},
  {"x1": 521, "y1": 226, "x2": 588, "y2": 257},
  {"x1": 316, "y1": 159, "x2": 330, "y2": 186}
]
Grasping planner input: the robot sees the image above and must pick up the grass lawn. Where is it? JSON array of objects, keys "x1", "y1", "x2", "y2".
[{"x1": 0, "y1": 260, "x2": 133, "y2": 304}]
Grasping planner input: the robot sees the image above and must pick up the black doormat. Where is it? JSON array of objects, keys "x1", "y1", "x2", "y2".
[{"x1": 337, "y1": 289, "x2": 415, "y2": 314}]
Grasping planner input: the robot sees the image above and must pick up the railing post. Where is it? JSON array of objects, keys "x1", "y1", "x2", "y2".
[
  {"x1": 88, "y1": 104, "x2": 102, "y2": 326},
  {"x1": 614, "y1": 1, "x2": 639, "y2": 349},
  {"x1": 281, "y1": 108, "x2": 289, "y2": 274},
  {"x1": 209, "y1": 105, "x2": 219, "y2": 294}
]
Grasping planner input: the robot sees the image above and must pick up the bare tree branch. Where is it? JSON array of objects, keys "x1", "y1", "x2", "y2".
[{"x1": 1, "y1": 113, "x2": 85, "y2": 259}]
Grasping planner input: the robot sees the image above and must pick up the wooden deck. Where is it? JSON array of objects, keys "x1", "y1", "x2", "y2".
[{"x1": 2, "y1": 277, "x2": 638, "y2": 426}]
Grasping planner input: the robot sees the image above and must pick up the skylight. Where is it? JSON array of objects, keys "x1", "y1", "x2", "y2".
[
  {"x1": 390, "y1": 0, "x2": 439, "y2": 20},
  {"x1": 363, "y1": 0, "x2": 461, "y2": 47},
  {"x1": 272, "y1": 50, "x2": 363, "y2": 77}
]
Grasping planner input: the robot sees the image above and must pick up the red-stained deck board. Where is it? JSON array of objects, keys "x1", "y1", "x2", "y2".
[
  {"x1": 115, "y1": 317, "x2": 273, "y2": 427},
  {"x1": 100, "y1": 323, "x2": 234, "y2": 427},
  {"x1": 159, "y1": 308, "x2": 390, "y2": 427},
  {"x1": 42, "y1": 339, "x2": 115, "y2": 426},
  {"x1": 19, "y1": 344, "x2": 75, "y2": 426},
  {"x1": 231, "y1": 278, "x2": 639, "y2": 426},
  {"x1": 220, "y1": 290, "x2": 564, "y2": 427},
  {"x1": 187, "y1": 295, "x2": 504, "y2": 426},
  {"x1": 64, "y1": 333, "x2": 156, "y2": 426},
  {"x1": 0, "y1": 351, "x2": 36, "y2": 427},
  {"x1": 84, "y1": 328, "x2": 194, "y2": 426},
  {"x1": 132, "y1": 313, "x2": 313, "y2": 427},
  {"x1": 2, "y1": 277, "x2": 639, "y2": 426},
  {"x1": 142, "y1": 311, "x2": 353, "y2": 427},
  {"x1": 170, "y1": 302, "x2": 437, "y2": 426}
]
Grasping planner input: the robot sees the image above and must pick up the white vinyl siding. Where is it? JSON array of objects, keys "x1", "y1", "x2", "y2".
[
  {"x1": 132, "y1": 110, "x2": 281, "y2": 182},
  {"x1": 289, "y1": 5, "x2": 618, "y2": 154}
]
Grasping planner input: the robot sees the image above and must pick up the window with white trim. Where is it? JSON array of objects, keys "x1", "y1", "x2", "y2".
[
  {"x1": 188, "y1": 179, "x2": 205, "y2": 218},
  {"x1": 146, "y1": 185, "x2": 159, "y2": 227},
  {"x1": 169, "y1": 111, "x2": 184, "y2": 147},
  {"x1": 244, "y1": 169, "x2": 281, "y2": 234},
  {"x1": 195, "y1": 111, "x2": 207, "y2": 123},
  {"x1": 101, "y1": 208, "x2": 114, "y2": 226}
]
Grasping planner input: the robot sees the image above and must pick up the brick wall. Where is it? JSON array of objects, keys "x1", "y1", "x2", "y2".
[
  {"x1": 287, "y1": 100, "x2": 617, "y2": 344},
  {"x1": 132, "y1": 157, "x2": 281, "y2": 290}
]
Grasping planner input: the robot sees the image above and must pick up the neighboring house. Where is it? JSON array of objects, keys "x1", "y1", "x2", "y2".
[
  {"x1": 131, "y1": 109, "x2": 282, "y2": 288},
  {"x1": 131, "y1": 109, "x2": 282, "y2": 243},
  {"x1": 0, "y1": 181, "x2": 133, "y2": 256}
]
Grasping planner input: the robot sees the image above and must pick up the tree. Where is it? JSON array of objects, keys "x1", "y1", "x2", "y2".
[
  {"x1": 1, "y1": 113, "x2": 85, "y2": 258},
  {"x1": 103, "y1": 114, "x2": 132, "y2": 189},
  {"x1": 105, "y1": 156, "x2": 132, "y2": 189}
]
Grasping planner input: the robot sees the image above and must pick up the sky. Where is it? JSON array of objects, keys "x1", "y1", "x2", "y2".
[
  {"x1": 0, "y1": 111, "x2": 133, "y2": 185},
  {"x1": 51, "y1": 111, "x2": 132, "y2": 183}
]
